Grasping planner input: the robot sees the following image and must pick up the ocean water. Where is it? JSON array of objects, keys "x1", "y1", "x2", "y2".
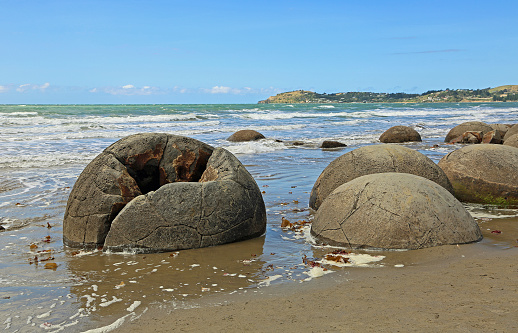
[{"x1": 1, "y1": 102, "x2": 518, "y2": 331}]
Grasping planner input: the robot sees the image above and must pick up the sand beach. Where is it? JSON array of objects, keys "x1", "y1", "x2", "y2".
[{"x1": 121, "y1": 227, "x2": 518, "y2": 332}]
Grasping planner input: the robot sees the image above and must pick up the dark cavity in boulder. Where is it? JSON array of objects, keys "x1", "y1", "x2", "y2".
[{"x1": 63, "y1": 133, "x2": 266, "y2": 252}]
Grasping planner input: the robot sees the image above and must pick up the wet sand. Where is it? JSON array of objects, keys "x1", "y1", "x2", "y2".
[{"x1": 120, "y1": 220, "x2": 518, "y2": 333}]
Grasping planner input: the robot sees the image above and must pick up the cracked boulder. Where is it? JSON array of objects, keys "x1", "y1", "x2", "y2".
[
  {"x1": 438, "y1": 144, "x2": 518, "y2": 206},
  {"x1": 311, "y1": 173, "x2": 482, "y2": 250},
  {"x1": 309, "y1": 145, "x2": 453, "y2": 211},
  {"x1": 63, "y1": 133, "x2": 266, "y2": 252},
  {"x1": 379, "y1": 125, "x2": 422, "y2": 143}
]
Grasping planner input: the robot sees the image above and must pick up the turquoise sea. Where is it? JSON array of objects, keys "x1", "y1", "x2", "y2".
[{"x1": 1, "y1": 103, "x2": 518, "y2": 331}]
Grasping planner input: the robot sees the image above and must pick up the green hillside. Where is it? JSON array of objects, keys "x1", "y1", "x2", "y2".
[{"x1": 258, "y1": 85, "x2": 518, "y2": 104}]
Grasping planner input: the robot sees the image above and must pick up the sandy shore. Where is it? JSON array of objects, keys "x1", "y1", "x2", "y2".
[{"x1": 119, "y1": 235, "x2": 518, "y2": 333}]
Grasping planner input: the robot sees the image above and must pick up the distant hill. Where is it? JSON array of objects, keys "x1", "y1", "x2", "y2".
[{"x1": 258, "y1": 85, "x2": 518, "y2": 104}]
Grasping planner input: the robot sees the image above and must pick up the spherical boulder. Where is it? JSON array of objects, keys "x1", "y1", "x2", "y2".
[
  {"x1": 227, "y1": 130, "x2": 265, "y2": 142},
  {"x1": 444, "y1": 121, "x2": 493, "y2": 143},
  {"x1": 63, "y1": 133, "x2": 266, "y2": 252},
  {"x1": 311, "y1": 173, "x2": 482, "y2": 250},
  {"x1": 379, "y1": 126, "x2": 422, "y2": 143},
  {"x1": 503, "y1": 134, "x2": 518, "y2": 148},
  {"x1": 438, "y1": 144, "x2": 518, "y2": 206},
  {"x1": 309, "y1": 145, "x2": 453, "y2": 210},
  {"x1": 503, "y1": 124, "x2": 518, "y2": 141}
]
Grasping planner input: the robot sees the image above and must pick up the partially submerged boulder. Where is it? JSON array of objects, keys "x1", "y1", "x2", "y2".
[
  {"x1": 320, "y1": 140, "x2": 347, "y2": 149},
  {"x1": 311, "y1": 173, "x2": 482, "y2": 250},
  {"x1": 438, "y1": 144, "x2": 518, "y2": 206},
  {"x1": 63, "y1": 133, "x2": 266, "y2": 252},
  {"x1": 227, "y1": 130, "x2": 265, "y2": 142},
  {"x1": 503, "y1": 134, "x2": 518, "y2": 148},
  {"x1": 449, "y1": 131, "x2": 483, "y2": 144},
  {"x1": 444, "y1": 121, "x2": 493, "y2": 143},
  {"x1": 379, "y1": 126, "x2": 422, "y2": 143},
  {"x1": 309, "y1": 145, "x2": 453, "y2": 210}
]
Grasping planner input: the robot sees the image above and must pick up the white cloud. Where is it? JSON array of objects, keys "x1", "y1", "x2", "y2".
[
  {"x1": 0, "y1": 85, "x2": 10, "y2": 93},
  {"x1": 90, "y1": 85, "x2": 162, "y2": 96},
  {"x1": 15, "y1": 83, "x2": 50, "y2": 92}
]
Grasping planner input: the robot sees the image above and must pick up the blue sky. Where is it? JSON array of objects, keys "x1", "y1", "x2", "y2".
[{"x1": 1, "y1": 0, "x2": 517, "y2": 104}]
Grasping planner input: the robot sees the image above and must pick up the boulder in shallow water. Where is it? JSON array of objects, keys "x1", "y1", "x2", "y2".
[
  {"x1": 311, "y1": 173, "x2": 482, "y2": 250},
  {"x1": 444, "y1": 121, "x2": 493, "y2": 143},
  {"x1": 438, "y1": 144, "x2": 518, "y2": 206},
  {"x1": 309, "y1": 145, "x2": 453, "y2": 210},
  {"x1": 320, "y1": 140, "x2": 347, "y2": 148},
  {"x1": 379, "y1": 125, "x2": 422, "y2": 143},
  {"x1": 227, "y1": 130, "x2": 265, "y2": 142},
  {"x1": 63, "y1": 133, "x2": 266, "y2": 252}
]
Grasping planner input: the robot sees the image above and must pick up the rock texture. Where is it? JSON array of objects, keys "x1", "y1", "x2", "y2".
[
  {"x1": 438, "y1": 144, "x2": 518, "y2": 206},
  {"x1": 63, "y1": 133, "x2": 266, "y2": 252},
  {"x1": 309, "y1": 145, "x2": 453, "y2": 210},
  {"x1": 227, "y1": 130, "x2": 265, "y2": 142},
  {"x1": 489, "y1": 123, "x2": 512, "y2": 136},
  {"x1": 503, "y1": 134, "x2": 518, "y2": 148},
  {"x1": 311, "y1": 173, "x2": 482, "y2": 250},
  {"x1": 503, "y1": 124, "x2": 518, "y2": 141},
  {"x1": 379, "y1": 126, "x2": 422, "y2": 143},
  {"x1": 481, "y1": 130, "x2": 503, "y2": 144},
  {"x1": 320, "y1": 140, "x2": 347, "y2": 148},
  {"x1": 444, "y1": 121, "x2": 493, "y2": 143}
]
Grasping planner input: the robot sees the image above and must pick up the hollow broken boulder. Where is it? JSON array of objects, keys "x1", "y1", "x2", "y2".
[
  {"x1": 311, "y1": 173, "x2": 482, "y2": 250},
  {"x1": 309, "y1": 145, "x2": 453, "y2": 210},
  {"x1": 63, "y1": 133, "x2": 266, "y2": 252}
]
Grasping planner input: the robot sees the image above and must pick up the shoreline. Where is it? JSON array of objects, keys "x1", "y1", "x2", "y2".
[{"x1": 118, "y1": 228, "x2": 518, "y2": 332}]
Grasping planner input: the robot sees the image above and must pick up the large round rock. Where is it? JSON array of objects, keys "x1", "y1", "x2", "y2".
[
  {"x1": 311, "y1": 173, "x2": 482, "y2": 250},
  {"x1": 63, "y1": 133, "x2": 266, "y2": 252},
  {"x1": 444, "y1": 121, "x2": 493, "y2": 143},
  {"x1": 503, "y1": 124, "x2": 518, "y2": 141},
  {"x1": 227, "y1": 130, "x2": 265, "y2": 142},
  {"x1": 503, "y1": 134, "x2": 518, "y2": 148},
  {"x1": 379, "y1": 126, "x2": 422, "y2": 143},
  {"x1": 438, "y1": 144, "x2": 518, "y2": 206},
  {"x1": 309, "y1": 145, "x2": 453, "y2": 210}
]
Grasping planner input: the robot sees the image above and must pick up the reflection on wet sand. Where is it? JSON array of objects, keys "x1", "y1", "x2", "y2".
[{"x1": 66, "y1": 236, "x2": 267, "y2": 328}]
